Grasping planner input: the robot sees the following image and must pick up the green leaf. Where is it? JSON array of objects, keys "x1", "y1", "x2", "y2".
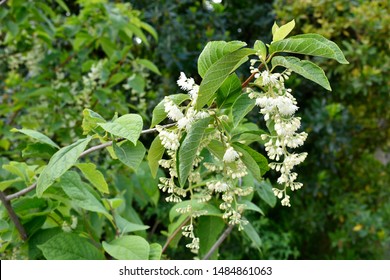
[
  {"x1": 22, "y1": 143, "x2": 57, "y2": 159},
  {"x1": 2, "y1": 161, "x2": 36, "y2": 185},
  {"x1": 36, "y1": 136, "x2": 92, "y2": 197},
  {"x1": 254, "y1": 40, "x2": 267, "y2": 59},
  {"x1": 272, "y1": 19, "x2": 295, "y2": 42},
  {"x1": 113, "y1": 140, "x2": 146, "y2": 171},
  {"x1": 271, "y1": 22, "x2": 279, "y2": 36},
  {"x1": 140, "y1": 21, "x2": 158, "y2": 41},
  {"x1": 102, "y1": 236, "x2": 150, "y2": 260},
  {"x1": 233, "y1": 144, "x2": 261, "y2": 181},
  {"x1": 99, "y1": 37, "x2": 116, "y2": 57},
  {"x1": 256, "y1": 179, "x2": 276, "y2": 208},
  {"x1": 216, "y1": 73, "x2": 242, "y2": 108},
  {"x1": 60, "y1": 171, "x2": 111, "y2": 218},
  {"x1": 269, "y1": 33, "x2": 349, "y2": 64},
  {"x1": 0, "y1": 178, "x2": 22, "y2": 191},
  {"x1": 178, "y1": 117, "x2": 211, "y2": 187},
  {"x1": 196, "y1": 48, "x2": 256, "y2": 110},
  {"x1": 125, "y1": 74, "x2": 145, "y2": 92},
  {"x1": 233, "y1": 142, "x2": 269, "y2": 178},
  {"x1": 11, "y1": 128, "x2": 59, "y2": 149},
  {"x1": 147, "y1": 136, "x2": 165, "y2": 178},
  {"x1": 99, "y1": 114, "x2": 142, "y2": 144},
  {"x1": 206, "y1": 139, "x2": 225, "y2": 160},
  {"x1": 169, "y1": 200, "x2": 221, "y2": 222},
  {"x1": 136, "y1": 58, "x2": 161, "y2": 75},
  {"x1": 150, "y1": 94, "x2": 190, "y2": 128},
  {"x1": 198, "y1": 216, "x2": 225, "y2": 260},
  {"x1": 114, "y1": 213, "x2": 149, "y2": 234},
  {"x1": 75, "y1": 163, "x2": 109, "y2": 194},
  {"x1": 198, "y1": 40, "x2": 247, "y2": 78},
  {"x1": 0, "y1": 219, "x2": 9, "y2": 233},
  {"x1": 242, "y1": 200, "x2": 265, "y2": 216},
  {"x1": 131, "y1": 162, "x2": 160, "y2": 206},
  {"x1": 272, "y1": 56, "x2": 332, "y2": 91},
  {"x1": 107, "y1": 72, "x2": 128, "y2": 88},
  {"x1": 243, "y1": 221, "x2": 262, "y2": 252},
  {"x1": 38, "y1": 232, "x2": 105, "y2": 260},
  {"x1": 125, "y1": 24, "x2": 149, "y2": 47},
  {"x1": 231, "y1": 93, "x2": 256, "y2": 127},
  {"x1": 54, "y1": 0, "x2": 70, "y2": 13},
  {"x1": 149, "y1": 243, "x2": 162, "y2": 260}
]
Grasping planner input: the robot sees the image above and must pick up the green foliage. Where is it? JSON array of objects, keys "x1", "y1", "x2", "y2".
[{"x1": 1, "y1": 0, "x2": 374, "y2": 262}]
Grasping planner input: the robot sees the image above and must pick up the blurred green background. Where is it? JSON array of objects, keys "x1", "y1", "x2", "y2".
[{"x1": 1, "y1": 0, "x2": 389, "y2": 259}]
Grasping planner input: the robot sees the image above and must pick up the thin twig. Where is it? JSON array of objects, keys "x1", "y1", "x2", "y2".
[
  {"x1": 0, "y1": 191, "x2": 27, "y2": 240},
  {"x1": 162, "y1": 216, "x2": 191, "y2": 253},
  {"x1": 5, "y1": 183, "x2": 37, "y2": 201},
  {"x1": 0, "y1": 0, "x2": 8, "y2": 5},
  {"x1": 5, "y1": 123, "x2": 175, "y2": 201},
  {"x1": 202, "y1": 224, "x2": 234, "y2": 260}
]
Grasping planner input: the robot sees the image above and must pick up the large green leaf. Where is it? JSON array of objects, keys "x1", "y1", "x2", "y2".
[
  {"x1": 256, "y1": 179, "x2": 276, "y2": 208},
  {"x1": 36, "y1": 136, "x2": 92, "y2": 197},
  {"x1": 272, "y1": 56, "x2": 331, "y2": 91},
  {"x1": 38, "y1": 232, "x2": 105, "y2": 260},
  {"x1": 198, "y1": 40, "x2": 247, "y2": 78},
  {"x1": 75, "y1": 163, "x2": 109, "y2": 194},
  {"x1": 269, "y1": 33, "x2": 349, "y2": 64},
  {"x1": 98, "y1": 114, "x2": 142, "y2": 144},
  {"x1": 136, "y1": 58, "x2": 161, "y2": 75},
  {"x1": 114, "y1": 213, "x2": 149, "y2": 234},
  {"x1": 113, "y1": 140, "x2": 145, "y2": 171},
  {"x1": 178, "y1": 117, "x2": 211, "y2": 187},
  {"x1": 231, "y1": 93, "x2": 256, "y2": 127},
  {"x1": 149, "y1": 243, "x2": 162, "y2": 260},
  {"x1": 60, "y1": 171, "x2": 110, "y2": 218},
  {"x1": 150, "y1": 94, "x2": 189, "y2": 128},
  {"x1": 11, "y1": 128, "x2": 59, "y2": 149},
  {"x1": 206, "y1": 139, "x2": 225, "y2": 160},
  {"x1": 147, "y1": 136, "x2": 165, "y2": 178},
  {"x1": 216, "y1": 73, "x2": 242, "y2": 108},
  {"x1": 242, "y1": 200, "x2": 265, "y2": 216},
  {"x1": 196, "y1": 48, "x2": 256, "y2": 110},
  {"x1": 198, "y1": 216, "x2": 225, "y2": 260},
  {"x1": 102, "y1": 236, "x2": 150, "y2": 260},
  {"x1": 233, "y1": 142, "x2": 269, "y2": 178},
  {"x1": 242, "y1": 221, "x2": 262, "y2": 252}
]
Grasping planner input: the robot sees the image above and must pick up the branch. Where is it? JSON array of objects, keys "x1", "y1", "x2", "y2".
[
  {"x1": 241, "y1": 58, "x2": 268, "y2": 89},
  {"x1": 0, "y1": 191, "x2": 27, "y2": 241},
  {"x1": 5, "y1": 123, "x2": 175, "y2": 201},
  {"x1": 162, "y1": 216, "x2": 191, "y2": 254},
  {"x1": 0, "y1": 0, "x2": 7, "y2": 5},
  {"x1": 202, "y1": 224, "x2": 234, "y2": 260}
]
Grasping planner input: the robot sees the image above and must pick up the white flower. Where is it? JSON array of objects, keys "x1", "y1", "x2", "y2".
[
  {"x1": 177, "y1": 72, "x2": 195, "y2": 91},
  {"x1": 159, "y1": 130, "x2": 180, "y2": 151},
  {"x1": 261, "y1": 70, "x2": 280, "y2": 85},
  {"x1": 281, "y1": 195, "x2": 291, "y2": 207},
  {"x1": 223, "y1": 146, "x2": 240, "y2": 163},
  {"x1": 275, "y1": 96, "x2": 298, "y2": 116},
  {"x1": 164, "y1": 99, "x2": 184, "y2": 121}
]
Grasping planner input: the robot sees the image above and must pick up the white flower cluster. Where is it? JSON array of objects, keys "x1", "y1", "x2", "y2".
[
  {"x1": 81, "y1": 60, "x2": 105, "y2": 102},
  {"x1": 6, "y1": 40, "x2": 44, "y2": 76},
  {"x1": 157, "y1": 72, "x2": 213, "y2": 251},
  {"x1": 249, "y1": 69, "x2": 308, "y2": 207},
  {"x1": 204, "y1": 145, "x2": 251, "y2": 230}
]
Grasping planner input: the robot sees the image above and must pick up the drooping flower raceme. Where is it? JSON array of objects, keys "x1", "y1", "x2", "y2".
[
  {"x1": 249, "y1": 67, "x2": 307, "y2": 207},
  {"x1": 157, "y1": 72, "x2": 252, "y2": 252}
]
